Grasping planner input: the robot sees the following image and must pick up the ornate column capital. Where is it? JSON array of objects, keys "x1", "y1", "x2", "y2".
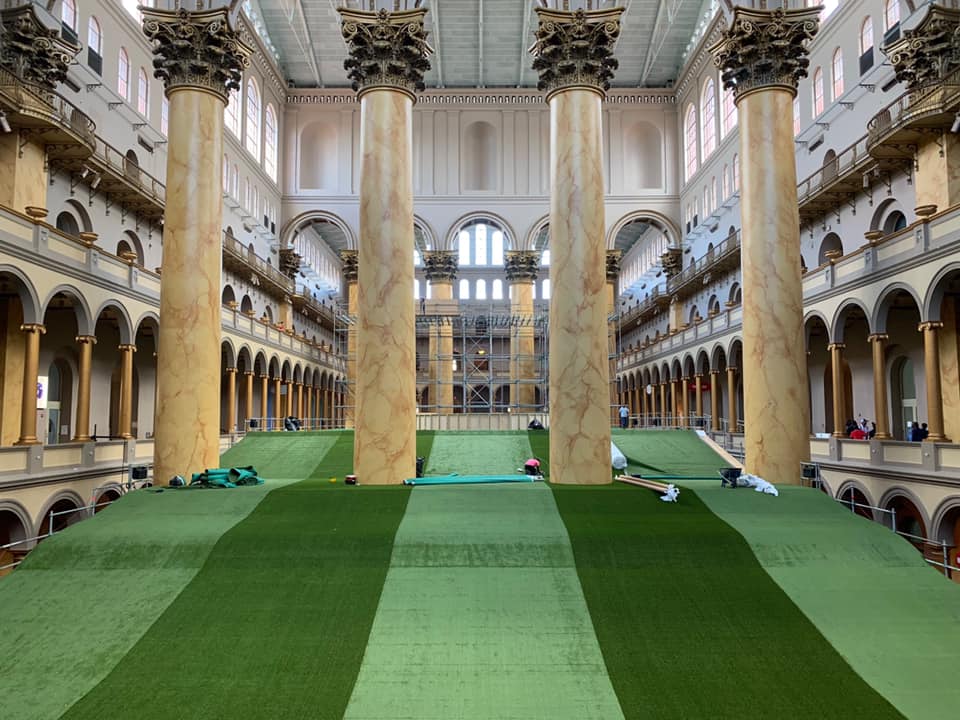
[
  {"x1": 605, "y1": 250, "x2": 621, "y2": 284},
  {"x1": 660, "y1": 247, "x2": 683, "y2": 278},
  {"x1": 918, "y1": 321, "x2": 945, "y2": 332},
  {"x1": 885, "y1": 5, "x2": 960, "y2": 90},
  {"x1": 827, "y1": 342, "x2": 845, "y2": 352},
  {"x1": 710, "y1": 6, "x2": 821, "y2": 103},
  {"x1": 225, "y1": 366, "x2": 238, "y2": 374},
  {"x1": 422, "y1": 250, "x2": 458, "y2": 282},
  {"x1": 0, "y1": 4, "x2": 79, "y2": 89},
  {"x1": 118, "y1": 344, "x2": 137, "y2": 353},
  {"x1": 75, "y1": 335, "x2": 97, "y2": 345},
  {"x1": 530, "y1": 7, "x2": 623, "y2": 101},
  {"x1": 340, "y1": 249, "x2": 359, "y2": 284},
  {"x1": 244, "y1": 370, "x2": 254, "y2": 377},
  {"x1": 338, "y1": 7, "x2": 432, "y2": 101},
  {"x1": 504, "y1": 250, "x2": 540, "y2": 282},
  {"x1": 19, "y1": 323, "x2": 45, "y2": 334},
  {"x1": 867, "y1": 333, "x2": 889, "y2": 343},
  {"x1": 279, "y1": 247, "x2": 301, "y2": 279},
  {"x1": 142, "y1": 6, "x2": 252, "y2": 103}
]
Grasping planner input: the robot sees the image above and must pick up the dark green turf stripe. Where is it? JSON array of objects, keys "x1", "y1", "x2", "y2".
[
  {"x1": 527, "y1": 429, "x2": 550, "y2": 478},
  {"x1": 551, "y1": 483, "x2": 905, "y2": 720},
  {"x1": 61, "y1": 432, "x2": 411, "y2": 720}
]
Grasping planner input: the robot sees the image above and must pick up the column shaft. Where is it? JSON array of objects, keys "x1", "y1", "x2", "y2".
[
  {"x1": 273, "y1": 377, "x2": 282, "y2": 430},
  {"x1": 660, "y1": 383, "x2": 668, "y2": 425},
  {"x1": 72, "y1": 335, "x2": 95, "y2": 442},
  {"x1": 695, "y1": 374, "x2": 704, "y2": 423},
  {"x1": 921, "y1": 322, "x2": 948, "y2": 441},
  {"x1": 710, "y1": 372, "x2": 721, "y2": 432},
  {"x1": 829, "y1": 343, "x2": 845, "y2": 437},
  {"x1": 510, "y1": 281, "x2": 537, "y2": 411},
  {"x1": 243, "y1": 371, "x2": 254, "y2": 433},
  {"x1": 869, "y1": 334, "x2": 892, "y2": 439},
  {"x1": 118, "y1": 344, "x2": 135, "y2": 440},
  {"x1": 433, "y1": 281, "x2": 455, "y2": 414},
  {"x1": 345, "y1": 280, "x2": 358, "y2": 427},
  {"x1": 224, "y1": 368, "x2": 236, "y2": 433},
  {"x1": 15, "y1": 324, "x2": 44, "y2": 445},
  {"x1": 259, "y1": 374, "x2": 268, "y2": 430},
  {"x1": 727, "y1": 368, "x2": 738, "y2": 432},
  {"x1": 296, "y1": 382, "x2": 303, "y2": 419}
]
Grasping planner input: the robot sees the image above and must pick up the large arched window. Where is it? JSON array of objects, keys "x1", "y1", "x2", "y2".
[
  {"x1": 793, "y1": 96, "x2": 801, "y2": 136},
  {"x1": 812, "y1": 67, "x2": 824, "y2": 116},
  {"x1": 118, "y1": 48, "x2": 130, "y2": 101},
  {"x1": 732, "y1": 154, "x2": 739, "y2": 191},
  {"x1": 456, "y1": 221, "x2": 505, "y2": 266},
  {"x1": 264, "y1": 104, "x2": 278, "y2": 182},
  {"x1": 884, "y1": 0, "x2": 899, "y2": 31},
  {"x1": 225, "y1": 88, "x2": 241, "y2": 137},
  {"x1": 700, "y1": 79, "x2": 717, "y2": 159},
  {"x1": 458, "y1": 278, "x2": 470, "y2": 300},
  {"x1": 137, "y1": 67, "x2": 149, "y2": 116},
  {"x1": 245, "y1": 78, "x2": 261, "y2": 159},
  {"x1": 87, "y1": 16, "x2": 102, "y2": 57},
  {"x1": 720, "y1": 87, "x2": 737, "y2": 138},
  {"x1": 721, "y1": 164, "x2": 729, "y2": 199},
  {"x1": 683, "y1": 104, "x2": 698, "y2": 182},
  {"x1": 831, "y1": 48, "x2": 844, "y2": 100},
  {"x1": 859, "y1": 17, "x2": 874, "y2": 55},
  {"x1": 61, "y1": 0, "x2": 77, "y2": 30}
]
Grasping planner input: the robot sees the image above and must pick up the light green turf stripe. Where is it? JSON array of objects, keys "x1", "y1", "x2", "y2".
[
  {"x1": 344, "y1": 484, "x2": 624, "y2": 720},
  {"x1": 690, "y1": 483, "x2": 960, "y2": 719},
  {"x1": 0, "y1": 433, "x2": 336, "y2": 720},
  {"x1": 422, "y1": 431, "x2": 537, "y2": 477}
]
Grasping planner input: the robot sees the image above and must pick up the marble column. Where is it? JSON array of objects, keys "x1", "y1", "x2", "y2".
[
  {"x1": 682, "y1": 376, "x2": 691, "y2": 428},
  {"x1": 243, "y1": 370, "x2": 254, "y2": 433},
  {"x1": 339, "y1": 4, "x2": 431, "y2": 484},
  {"x1": 532, "y1": 4, "x2": 622, "y2": 483},
  {"x1": 273, "y1": 377, "x2": 282, "y2": 430},
  {"x1": 341, "y1": 249, "x2": 359, "y2": 428},
  {"x1": 710, "y1": 370, "x2": 721, "y2": 432},
  {"x1": 727, "y1": 367, "x2": 738, "y2": 433},
  {"x1": 305, "y1": 384, "x2": 312, "y2": 427},
  {"x1": 670, "y1": 379, "x2": 678, "y2": 425},
  {"x1": 72, "y1": 335, "x2": 96, "y2": 442},
  {"x1": 920, "y1": 321, "x2": 949, "y2": 441},
  {"x1": 296, "y1": 382, "x2": 304, "y2": 419},
  {"x1": 659, "y1": 383, "x2": 668, "y2": 425},
  {"x1": 695, "y1": 373, "x2": 704, "y2": 424},
  {"x1": 506, "y1": 251, "x2": 539, "y2": 412},
  {"x1": 224, "y1": 367, "x2": 237, "y2": 433},
  {"x1": 423, "y1": 251, "x2": 457, "y2": 414},
  {"x1": 15, "y1": 323, "x2": 44, "y2": 445},
  {"x1": 285, "y1": 381, "x2": 294, "y2": 417},
  {"x1": 828, "y1": 343, "x2": 845, "y2": 438},
  {"x1": 868, "y1": 334, "x2": 892, "y2": 439},
  {"x1": 118, "y1": 344, "x2": 136, "y2": 440},
  {"x1": 143, "y1": 5, "x2": 251, "y2": 483},
  {"x1": 606, "y1": 251, "x2": 621, "y2": 427},
  {"x1": 259, "y1": 373, "x2": 269, "y2": 429},
  {"x1": 712, "y1": 6, "x2": 819, "y2": 481}
]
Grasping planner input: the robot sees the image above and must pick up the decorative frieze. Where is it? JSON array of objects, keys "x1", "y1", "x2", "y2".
[
  {"x1": 338, "y1": 7, "x2": 432, "y2": 100},
  {"x1": 884, "y1": 4, "x2": 960, "y2": 90},
  {"x1": 530, "y1": 7, "x2": 623, "y2": 100},
  {"x1": 422, "y1": 250, "x2": 458, "y2": 283},
  {"x1": 340, "y1": 249, "x2": 359, "y2": 284},
  {"x1": 141, "y1": 6, "x2": 251, "y2": 103},
  {"x1": 0, "y1": 4, "x2": 79, "y2": 89},
  {"x1": 505, "y1": 250, "x2": 540, "y2": 282},
  {"x1": 285, "y1": 89, "x2": 676, "y2": 105},
  {"x1": 710, "y1": 6, "x2": 820, "y2": 101},
  {"x1": 605, "y1": 250, "x2": 621, "y2": 284}
]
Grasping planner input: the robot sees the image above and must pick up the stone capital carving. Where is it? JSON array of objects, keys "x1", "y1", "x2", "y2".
[
  {"x1": 605, "y1": 250, "x2": 621, "y2": 283},
  {"x1": 530, "y1": 7, "x2": 623, "y2": 101},
  {"x1": 884, "y1": 4, "x2": 960, "y2": 90},
  {"x1": 338, "y1": 7, "x2": 432, "y2": 101},
  {"x1": 504, "y1": 250, "x2": 540, "y2": 282},
  {"x1": 660, "y1": 247, "x2": 683, "y2": 278},
  {"x1": 918, "y1": 321, "x2": 945, "y2": 332},
  {"x1": 142, "y1": 6, "x2": 252, "y2": 103},
  {"x1": 340, "y1": 249, "x2": 359, "y2": 284},
  {"x1": 422, "y1": 250, "x2": 458, "y2": 282},
  {"x1": 710, "y1": 6, "x2": 820, "y2": 102},
  {"x1": 0, "y1": 4, "x2": 79, "y2": 89},
  {"x1": 279, "y1": 247, "x2": 301, "y2": 279}
]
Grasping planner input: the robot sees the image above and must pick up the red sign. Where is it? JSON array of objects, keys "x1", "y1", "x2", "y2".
[{"x1": 689, "y1": 382, "x2": 710, "y2": 392}]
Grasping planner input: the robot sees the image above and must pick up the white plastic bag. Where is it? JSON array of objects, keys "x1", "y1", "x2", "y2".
[{"x1": 611, "y1": 442, "x2": 628, "y2": 470}]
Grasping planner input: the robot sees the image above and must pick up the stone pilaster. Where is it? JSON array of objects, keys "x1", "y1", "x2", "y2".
[
  {"x1": 531, "y1": 5, "x2": 621, "y2": 484},
  {"x1": 339, "y1": 4, "x2": 431, "y2": 484},
  {"x1": 144, "y1": 4, "x2": 250, "y2": 483},
  {"x1": 712, "y1": 6, "x2": 819, "y2": 482},
  {"x1": 423, "y1": 250, "x2": 457, "y2": 414}
]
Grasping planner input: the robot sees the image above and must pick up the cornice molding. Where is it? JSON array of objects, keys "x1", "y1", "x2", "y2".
[{"x1": 285, "y1": 88, "x2": 676, "y2": 106}]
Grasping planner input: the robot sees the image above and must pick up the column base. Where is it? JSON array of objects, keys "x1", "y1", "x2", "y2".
[
  {"x1": 119, "y1": 433, "x2": 134, "y2": 440},
  {"x1": 14, "y1": 437, "x2": 40, "y2": 445},
  {"x1": 71, "y1": 435, "x2": 92, "y2": 443},
  {"x1": 924, "y1": 434, "x2": 949, "y2": 443},
  {"x1": 873, "y1": 432, "x2": 892, "y2": 440}
]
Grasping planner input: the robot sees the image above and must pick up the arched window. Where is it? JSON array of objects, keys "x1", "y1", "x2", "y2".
[
  {"x1": 62, "y1": 0, "x2": 77, "y2": 29},
  {"x1": 812, "y1": 67, "x2": 824, "y2": 116},
  {"x1": 721, "y1": 87, "x2": 737, "y2": 138},
  {"x1": 860, "y1": 17, "x2": 874, "y2": 56},
  {"x1": 884, "y1": 0, "x2": 899, "y2": 31},
  {"x1": 700, "y1": 79, "x2": 717, "y2": 159},
  {"x1": 732, "y1": 154, "x2": 739, "y2": 191},
  {"x1": 161, "y1": 96, "x2": 169, "y2": 136},
  {"x1": 264, "y1": 104, "x2": 278, "y2": 181},
  {"x1": 118, "y1": 48, "x2": 130, "y2": 101},
  {"x1": 491, "y1": 230, "x2": 504, "y2": 265},
  {"x1": 831, "y1": 48, "x2": 844, "y2": 100},
  {"x1": 542, "y1": 279, "x2": 551, "y2": 300},
  {"x1": 475, "y1": 224, "x2": 487, "y2": 266},
  {"x1": 245, "y1": 78, "x2": 261, "y2": 159},
  {"x1": 476, "y1": 279, "x2": 487, "y2": 300},
  {"x1": 721, "y1": 164, "x2": 729, "y2": 198},
  {"x1": 458, "y1": 230, "x2": 470, "y2": 265},
  {"x1": 224, "y1": 88, "x2": 241, "y2": 137},
  {"x1": 683, "y1": 104, "x2": 698, "y2": 182},
  {"x1": 87, "y1": 17, "x2": 102, "y2": 56},
  {"x1": 137, "y1": 67, "x2": 149, "y2": 116},
  {"x1": 710, "y1": 177, "x2": 717, "y2": 212},
  {"x1": 230, "y1": 163, "x2": 239, "y2": 199},
  {"x1": 793, "y1": 96, "x2": 801, "y2": 136},
  {"x1": 458, "y1": 278, "x2": 470, "y2": 300},
  {"x1": 491, "y1": 279, "x2": 503, "y2": 299},
  {"x1": 222, "y1": 154, "x2": 229, "y2": 189},
  {"x1": 541, "y1": 249, "x2": 550, "y2": 266}
]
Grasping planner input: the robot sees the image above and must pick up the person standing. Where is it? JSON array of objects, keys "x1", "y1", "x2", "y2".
[{"x1": 618, "y1": 405, "x2": 629, "y2": 429}]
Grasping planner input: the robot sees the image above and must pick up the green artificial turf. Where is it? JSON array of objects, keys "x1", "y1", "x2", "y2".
[
  {"x1": 221, "y1": 431, "x2": 340, "y2": 480},
  {"x1": 694, "y1": 484, "x2": 960, "y2": 719},
  {"x1": 611, "y1": 429, "x2": 734, "y2": 477},
  {"x1": 551, "y1": 483, "x2": 905, "y2": 720},
  {"x1": 527, "y1": 428, "x2": 550, "y2": 478},
  {"x1": 343, "y1": 484, "x2": 624, "y2": 719},
  {"x1": 62, "y1": 431, "x2": 411, "y2": 720},
  {"x1": 423, "y1": 431, "x2": 534, "y2": 476}
]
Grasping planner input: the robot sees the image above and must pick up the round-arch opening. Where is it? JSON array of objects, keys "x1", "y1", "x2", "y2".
[{"x1": 839, "y1": 486, "x2": 873, "y2": 520}]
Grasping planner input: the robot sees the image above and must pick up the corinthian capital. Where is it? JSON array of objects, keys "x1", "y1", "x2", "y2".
[
  {"x1": 0, "y1": 4, "x2": 79, "y2": 89},
  {"x1": 340, "y1": 250, "x2": 359, "y2": 284},
  {"x1": 338, "y1": 7, "x2": 433, "y2": 100},
  {"x1": 711, "y1": 6, "x2": 820, "y2": 102},
  {"x1": 530, "y1": 7, "x2": 623, "y2": 100},
  {"x1": 505, "y1": 251, "x2": 540, "y2": 282},
  {"x1": 605, "y1": 250, "x2": 621, "y2": 283},
  {"x1": 142, "y1": 6, "x2": 252, "y2": 103},
  {"x1": 422, "y1": 250, "x2": 458, "y2": 283},
  {"x1": 884, "y1": 4, "x2": 960, "y2": 91}
]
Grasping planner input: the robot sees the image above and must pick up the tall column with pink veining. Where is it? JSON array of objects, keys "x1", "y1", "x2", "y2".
[
  {"x1": 712, "y1": 6, "x2": 819, "y2": 483},
  {"x1": 531, "y1": 6, "x2": 623, "y2": 484},
  {"x1": 142, "y1": 5, "x2": 251, "y2": 484},
  {"x1": 339, "y1": 5, "x2": 432, "y2": 484}
]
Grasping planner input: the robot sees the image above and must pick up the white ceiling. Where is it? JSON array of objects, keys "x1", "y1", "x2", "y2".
[{"x1": 248, "y1": 0, "x2": 716, "y2": 90}]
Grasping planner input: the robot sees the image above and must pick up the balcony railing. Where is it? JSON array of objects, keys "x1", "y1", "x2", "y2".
[
  {"x1": 0, "y1": 67, "x2": 95, "y2": 155},
  {"x1": 222, "y1": 231, "x2": 294, "y2": 298},
  {"x1": 867, "y1": 67, "x2": 960, "y2": 150},
  {"x1": 666, "y1": 231, "x2": 741, "y2": 298},
  {"x1": 293, "y1": 285, "x2": 336, "y2": 327},
  {"x1": 796, "y1": 136, "x2": 874, "y2": 218},
  {"x1": 619, "y1": 286, "x2": 671, "y2": 328},
  {"x1": 87, "y1": 137, "x2": 166, "y2": 214}
]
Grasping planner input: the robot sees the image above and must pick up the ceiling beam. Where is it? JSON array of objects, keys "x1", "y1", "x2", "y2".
[
  {"x1": 517, "y1": 1, "x2": 531, "y2": 87},
  {"x1": 640, "y1": 0, "x2": 685, "y2": 86},
  {"x1": 478, "y1": 0, "x2": 485, "y2": 87},
  {"x1": 431, "y1": 0, "x2": 445, "y2": 87}
]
